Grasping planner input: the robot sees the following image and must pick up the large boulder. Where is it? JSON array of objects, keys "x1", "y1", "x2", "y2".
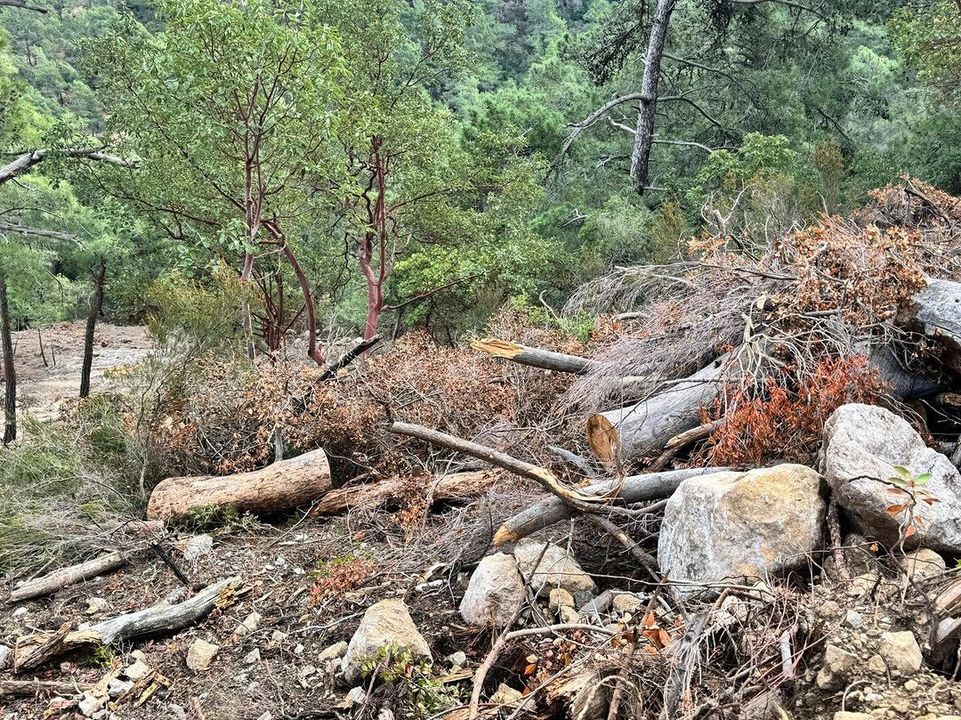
[
  {"x1": 658, "y1": 465, "x2": 825, "y2": 591},
  {"x1": 513, "y1": 541, "x2": 596, "y2": 606},
  {"x1": 821, "y1": 403, "x2": 961, "y2": 553},
  {"x1": 341, "y1": 599, "x2": 431, "y2": 683},
  {"x1": 459, "y1": 553, "x2": 526, "y2": 627}
]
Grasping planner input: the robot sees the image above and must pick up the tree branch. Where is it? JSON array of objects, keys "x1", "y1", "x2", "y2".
[
  {"x1": 0, "y1": 0, "x2": 48, "y2": 12},
  {"x1": 0, "y1": 148, "x2": 137, "y2": 186},
  {"x1": 0, "y1": 222, "x2": 80, "y2": 243}
]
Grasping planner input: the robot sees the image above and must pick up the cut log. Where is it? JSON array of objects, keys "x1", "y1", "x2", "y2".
[
  {"x1": 471, "y1": 338, "x2": 593, "y2": 374},
  {"x1": 13, "y1": 577, "x2": 239, "y2": 672},
  {"x1": 8, "y1": 551, "x2": 128, "y2": 604},
  {"x1": 588, "y1": 355, "x2": 729, "y2": 464},
  {"x1": 311, "y1": 470, "x2": 498, "y2": 515},
  {"x1": 493, "y1": 466, "x2": 728, "y2": 545},
  {"x1": 147, "y1": 449, "x2": 331, "y2": 520}
]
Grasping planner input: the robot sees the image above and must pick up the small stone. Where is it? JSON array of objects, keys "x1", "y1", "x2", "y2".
[
  {"x1": 447, "y1": 651, "x2": 467, "y2": 668},
  {"x1": 244, "y1": 649, "x2": 261, "y2": 664},
  {"x1": 0, "y1": 644, "x2": 10, "y2": 670},
  {"x1": 866, "y1": 652, "x2": 887, "y2": 674},
  {"x1": 612, "y1": 593, "x2": 643, "y2": 614},
  {"x1": 186, "y1": 638, "x2": 219, "y2": 672},
  {"x1": 319, "y1": 641, "x2": 348, "y2": 661},
  {"x1": 377, "y1": 710, "x2": 395, "y2": 720},
  {"x1": 269, "y1": 630, "x2": 288, "y2": 647},
  {"x1": 177, "y1": 534, "x2": 213, "y2": 563},
  {"x1": 548, "y1": 588, "x2": 575, "y2": 612},
  {"x1": 235, "y1": 611, "x2": 262, "y2": 636},
  {"x1": 12, "y1": 606, "x2": 27, "y2": 618},
  {"x1": 79, "y1": 692, "x2": 104, "y2": 717},
  {"x1": 86, "y1": 598, "x2": 109, "y2": 615},
  {"x1": 816, "y1": 644, "x2": 857, "y2": 689},
  {"x1": 513, "y1": 541, "x2": 596, "y2": 606},
  {"x1": 107, "y1": 678, "x2": 133, "y2": 699},
  {"x1": 123, "y1": 660, "x2": 150, "y2": 681},
  {"x1": 256, "y1": 713, "x2": 273, "y2": 720},
  {"x1": 294, "y1": 644, "x2": 305, "y2": 655},
  {"x1": 904, "y1": 680, "x2": 920, "y2": 692},
  {"x1": 879, "y1": 631, "x2": 922, "y2": 676},
  {"x1": 459, "y1": 553, "x2": 526, "y2": 627},
  {"x1": 844, "y1": 610, "x2": 864, "y2": 629},
  {"x1": 834, "y1": 714, "x2": 874, "y2": 720},
  {"x1": 489, "y1": 683, "x2": 524, "y2": 706},
  {"x1": 558, "y1": 605, "x2": 579, "y2": 624},
  {"x1": 901, "y1": 549, "x2": 946, "y2": 582},
  {"x1": 130, "y1": 650, "x2": 146, "y2": 661},
  {"x1": 347, "y1": 687, "x2": 367, "y2": 705},
  {"x1": 169, "y1": 704, "x2": 188, "y2": 720}
]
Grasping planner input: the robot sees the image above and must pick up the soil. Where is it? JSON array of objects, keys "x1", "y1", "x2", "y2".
[{"x1": 5, "y1": 321, "x2": 153, "y2": 422}]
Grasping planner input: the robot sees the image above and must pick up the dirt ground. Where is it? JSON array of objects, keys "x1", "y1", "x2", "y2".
[{"x1": 5, "y1": 322, "x2": 153, "y2": 422}]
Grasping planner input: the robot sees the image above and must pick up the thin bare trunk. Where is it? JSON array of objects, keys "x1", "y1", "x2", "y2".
[
  {"x1": 630, "y1": 0, "x2": 677, "y2": 194},
  {"x1": 0, "y1": 272, "x2": 15, "y2": 445},
  {"x1": 80, "y1": 259, "x2": 106, "y2": 399}
]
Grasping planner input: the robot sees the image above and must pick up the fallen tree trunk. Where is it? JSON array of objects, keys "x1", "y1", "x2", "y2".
[
  {"x1": 14, "y1": 577, "x2": 239, "y2": 672},
  {"x1": 147, "y1": 449, "x2": 331, "y2": 520},
  {"x1": 471, "y1": 338, "x2": 594, "y2": 374},
  {"x1": 588, "y1": 356, "x2": 729, "y2": 464},
  {"x1": 493, "y1": 466, "x2": 727, "y2": 545},
  {"x1": 9, "y1": 551, "x2": 127, "y2": 604},
  {"x1": 905, "y1": 278, "x2": 961, "y2": 376},
  {"x1": 312, "y1": 470, "x2": 498, "y2": 515}
]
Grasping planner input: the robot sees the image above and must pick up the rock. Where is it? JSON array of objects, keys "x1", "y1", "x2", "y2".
[
  {"x1": 447, "y1": 651, "x2": 467, "y2": 668},
  {"x1": 558, "y1": 605, "x2": 579, "y2": 624},
  {"x1": 123, "y1": 660, "x2": 150, "y2": 681},
  {"x1": 341, "y1": 599, "x2": 432, "y2": 683},
  {"x1": 0, "y1": 644, "x2": 10, "y2": 671},
  {"x1": 490, "y1": 683, "x2": 524, "y2": 706},
  {"x1": 107, "y1": 678, "x2": 133, "y2": 698},
  {"x1": 834, "y1": 714, "x2": 874, "y2": 720},
  {"x1": 268, "y1": 630, "x2": 288, "y2": 648},
  {"x1": 244, "y1": 649, "x2": 261, "y2": 664},
  {"x1": 169, "y1": 703, "x2": 188, "y2": 720},
  {"x1": 844, "y1": 609, "x2": 864, "y2": 629},
  {"x1": 816, "y1": 644, "x2": 858, "y2": 689},
  {"x1": 459, "y1": 553, "x2": 526, "y2": 627},
  {"x1": 294, "y1": 643, "x2": 304, "y2": 655},
  {"x1": 347, "y1": 687, "x2": 367, "y2": 705},
  {"x1": 904, "y1": 679, "x2": 919, "y2": 692},
  {"x1": 657, "y1": 465, "x2": 825, "y2": 590},
  {"x1": 612, "y1": 593, "x2": 644, "y2": 615},
  {"x1": 131, "y1": 650, "x2": 146, "y2": 661},
  {"x1": 85, "y1": 597, "x2": 109, "y2": 615},
  {"x1": 513, "y1": 541, "x2": 596, "y2": 605},
  {"x1": 377, "y1": 710, "x2": 395, "y2": 720},
  {"x1": 234, "y1": 611, "x2": 262, "y2": 637},
  {"x1": 866, "y1": 654, "x2": 887, "y2": 674},
  {"x1": 186, "y1": 638, "x2": 219, "y2": 671},
  {"x1": 319, "y1": 641, "x2": 348, "y2": 661},
  {"x1": 79, "y1": 692, "x2": 104, "y2": 717},
  {"x1": 879, "y1": 631, "x2": 923, "y2": 676},
  {"x1": 549, "y1": 588, "x2": 575, "y2": 612},
  {"x1": 177, "y1": 534, "x2": 214, "y2": 563},
  {"x1": 901, "y1": 548, "x2": 946, "y2": 582},
  {"x1": 821, "y1": 404, "x2": 961, "y2": 553}
]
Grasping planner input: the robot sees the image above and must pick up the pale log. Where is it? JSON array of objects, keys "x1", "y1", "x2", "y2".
[
  {"x1": 312, "y1": 470, "x2": 497, "y2": 515},
  {"x1": 471, "y1": 338, "x2": 593, "y2": 374},
  {"x1": 147, "y1": 448, "x2": 331, "y2": 520},
  {"x1": 8, "y1": 551, "x2": 127, "y2": 604}
]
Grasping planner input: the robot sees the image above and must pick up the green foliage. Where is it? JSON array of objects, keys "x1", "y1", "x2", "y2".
[
  {"x1": 360, "y1": 643, "x2": 456, "y2": 719},
  {"x1": 890, "y1": 2, "x2": 961, "y2": 104}
]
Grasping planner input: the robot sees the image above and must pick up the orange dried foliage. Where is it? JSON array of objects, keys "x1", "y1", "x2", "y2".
[
  {"x1": 308, "y1": 556, "x2": 375, "y2": 605},
  {"x1": 697, "y1": 355, "x2": 888, "y2": 467}
]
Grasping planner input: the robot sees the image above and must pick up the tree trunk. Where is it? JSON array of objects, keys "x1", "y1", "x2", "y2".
[
  {"x1": 311, "y1": 470, "x2": 497, "y2": 515},
  {"x1": 470, "y1": 338, "x2": 595, "y2": 374},
  {"x1": 0, "y1": 272, "x2": 15, "y2": 445},
  {"x1": 630, "y1": 0, "x2": 677, "y2": 194},
  {"x1": 146, "y1": 448, "x2": 331, "y2": 520},
  {"x1": 80, "y1": 259, "x2": 106, "y2": 399}
]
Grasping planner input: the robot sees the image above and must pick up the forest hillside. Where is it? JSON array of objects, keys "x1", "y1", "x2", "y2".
[{"x1": 1, "y1": 1, "x2": 961, "y2": 719}]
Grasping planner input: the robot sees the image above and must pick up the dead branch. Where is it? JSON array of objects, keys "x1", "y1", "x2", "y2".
[
  {"x1": 320, "y1": 335, "x2": 382, "y2": 380},
  {"x1": 8, "y1": 551, "x2": 128, "y2": 604},
  {"x1": 0, "y1": 148, "x2": 137, "y2": 186},
  {"x1": 311, "y1": 470, "x2": 497, "y2": 515},
  {"x1": 0, "y1": 679, "x2": 89, "y2": 697},
  {"x1": 493, "y1": 466, "x2": 728, "y2": 545},
  {"x1": 470, "y1": 338, "x2": 594, "y2": 375}
]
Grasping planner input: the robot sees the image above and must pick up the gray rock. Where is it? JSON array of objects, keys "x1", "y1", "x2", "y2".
[
  {"x1": 107, "y1": 678, "x2": 133, "y2": 698},
  {"x1": 85, "y1": 597, "x2": 109, "y2": 615},
  {"x1": 79, "y1": 692, "x2": 104, "y2": 717},
  {"x1": 447, "y1": 651, "x2": 467, "y2": 668},
  {"x1": 909, "y1": 279, "x2": 961, "y2": 365},
  {"x1": 347, "y1": 687, "x2": 367, "y2": 705},
  {"x1": 611, "y1": 593, "x2": 643, "y2": 615},
  {"x1": 177, "y1": 534, "x2": 213, "y2": 563},
  {"x1": 186, "y1": 638, "x2": 219, "y2": 671},
  {"x1": 816, "y1": 644, "x2": 857, "y2": 689},
  {"x1": 821, "y1": 404, "x2": 961, "y2": 553},
  {"x1": 900, "y1": 548, "x2": 946, "y2": 582},
  {"x1": 658, "y1": 465, "x2": 825, "y2": 590},
  {"x1": 0, "y1": 644, "x2": 10, "y2": 671},
  {"x1": 244, "y1": 649, "x2": 261, "y2": 664},
  {"x1": 123, "y1": 659, "x2": 150, "y2": 680},
  {"x1": 844, "y1": 610, "x2": 864, "y2": 629},
  {"x1": 341, "y1": 599, "x2": 431, "y2": 683},
  {"x1": 459, "y1": 553, "x2": 526, "y2": 627},
  {"x1": 318, "y1": 640, "x2": 348, "y2": 661},
  {"x1": 234, "y1": 611, "x2": 262, "y2": 637},
  {"x1": 513, "y1": 541, "x2": 596, "y2": 605},
  {"x1": 548, "y1": 588, "x2": 575, "y2": 612},
  {"x1": 490, "y1": 683, "x2": 524, "y2": 706},
  {"x1": 879, "y1": 631, "x2": 922, "y2": 676}
]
